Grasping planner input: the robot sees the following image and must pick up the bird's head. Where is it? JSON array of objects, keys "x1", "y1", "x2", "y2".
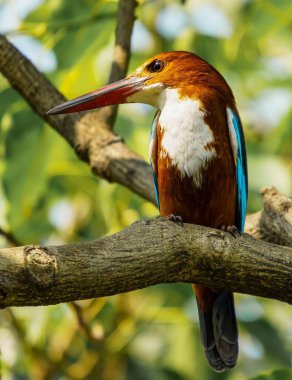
[{"x1": 47, "y1": 51, "x2": 233, "y2": 115}]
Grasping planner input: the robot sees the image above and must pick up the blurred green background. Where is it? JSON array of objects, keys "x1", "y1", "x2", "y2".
[{"x1": 0, "y1": 0, "x2": 291, "y2": 379}]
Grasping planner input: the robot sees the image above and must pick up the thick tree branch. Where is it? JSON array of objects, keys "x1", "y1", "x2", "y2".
[
  {"x1": 0, "y1": 189, "x2": 289, "y2": 308},
  {"x1": 0, "y1": 219, "x2": 291, "y2": 309},
  {"x1": 245, "y1": 187, "x2": 292, "y2": 247}
]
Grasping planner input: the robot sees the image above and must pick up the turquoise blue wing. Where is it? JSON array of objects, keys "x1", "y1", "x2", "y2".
[
  {"x1": 150, "y1": 111, "x2": 160, "y2": 209},
  {"x1": 228, "y1": 109, "x2": 248, "y2": 232},
  {"x1": 150, "y1": 161, "x2": 160, "y2": 210}
]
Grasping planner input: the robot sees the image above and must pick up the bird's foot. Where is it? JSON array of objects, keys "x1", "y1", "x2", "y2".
[
  {"x1": 221, "y1": 225, "x2": 241, "y2": 238},
  {"x1": 165, "y1": 214, "x2": 184, "y2": 226}
]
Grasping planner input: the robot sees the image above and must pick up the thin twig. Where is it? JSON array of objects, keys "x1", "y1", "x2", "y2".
[
  {"x1": 0, "y1": 227, "x2": 21, "y2": 246},
  {"x1": 90, "y1": 0, "x2": 138, "y2": 129},
  {"x1": 70, "y1": 301, "x2": 104, "y2": 343},
  {"x1": 4, "y1": 11, "x2": 116, "y2": 37}
]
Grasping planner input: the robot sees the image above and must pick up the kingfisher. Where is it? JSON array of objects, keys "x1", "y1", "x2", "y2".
[{"x1": 47, "y1": 51, "x2": 248, "y2": 372}]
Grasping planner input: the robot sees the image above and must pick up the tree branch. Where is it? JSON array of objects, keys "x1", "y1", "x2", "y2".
[
  {"x1": 245, "y1": 187, "x2": 292, "y2": 247},
  {"x1": 82, "y1": 0, "x2": 138, "y2": 129},
  {"x1": 4, "y1": 10, "x2": 116, "y2": 36},
  {"x1": 69, "y1": 302, "x2": 104, "y2": 343},
  {"x1": 106, "y1": 0, "x2": 138, "y2": 127},
  {"x1": 0, "y1": 218, "x2": 291, "y2": 309},
  {"x1": 0, "y1": 227, "x2": 21, "y2": 246}
]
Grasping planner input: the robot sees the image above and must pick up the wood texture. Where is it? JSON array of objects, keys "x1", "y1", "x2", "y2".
[
  {"x1": 245, "y1": 187, "x2": 292, "y2": 247},
  {"x1": 0, "y1": 218, "x2": 291, "y2": 309}
]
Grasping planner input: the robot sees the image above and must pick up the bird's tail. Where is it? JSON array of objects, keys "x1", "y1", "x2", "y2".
[{"x1": 193, "y1": 285, "x2": 238, "y2": 372}]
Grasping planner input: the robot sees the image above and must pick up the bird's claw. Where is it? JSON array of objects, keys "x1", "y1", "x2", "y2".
[
  {"x1": 221, "y1": 225, "x2": 241, "y2": 238},
  {"x1": 165, "y1": 214, "x2": 184, "y2": 226}
]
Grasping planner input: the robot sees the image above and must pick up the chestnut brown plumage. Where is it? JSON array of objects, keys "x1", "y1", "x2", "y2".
[{"x1": 47, "y1": 51, "x2": 248, "y2": 372}]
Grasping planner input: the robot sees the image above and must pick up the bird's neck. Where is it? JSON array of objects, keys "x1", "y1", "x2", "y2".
[{"x1": 155, "y1": 88, "x2": 217, "y2": 184}]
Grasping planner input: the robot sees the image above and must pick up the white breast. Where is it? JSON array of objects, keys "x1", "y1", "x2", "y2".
[{"x1": 158, "y1": 89, "x2": 216, "y2": 186}]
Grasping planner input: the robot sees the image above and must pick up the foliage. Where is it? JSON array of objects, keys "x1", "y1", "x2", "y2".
[{"x1": 0, "y1": 0, "x2": 291, "y2": 379}]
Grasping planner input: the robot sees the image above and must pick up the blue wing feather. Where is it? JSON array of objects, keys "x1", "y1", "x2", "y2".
[
  {"x1": 150, "y1": 111, "x2": 160, "y2": 210},
  {"x1": 230, "y1": 111, "x2": 248, "y2": 232},
  {"x1": 151, "y1": 161, "x2": 160, "y2": 209}
]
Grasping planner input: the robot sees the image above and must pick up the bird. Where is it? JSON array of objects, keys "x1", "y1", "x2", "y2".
[{"x1": 47, "y1": 51, "x2": 248, "y2": 372}]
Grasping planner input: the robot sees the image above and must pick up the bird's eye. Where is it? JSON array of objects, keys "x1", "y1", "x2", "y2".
[{"x1": 149, "y1": 60, "x2": 165, "y2": 73}]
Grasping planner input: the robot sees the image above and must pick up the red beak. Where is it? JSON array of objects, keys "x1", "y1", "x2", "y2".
[{"x1": 47, "y1": 76, "x2": 147, "y2": 115}]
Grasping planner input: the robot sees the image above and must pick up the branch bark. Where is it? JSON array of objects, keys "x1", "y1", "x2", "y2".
[
  {"x1": 245, "y1": 187, "x2": 292, "y2": 247},
  {"x1": 0, "y1": 219, "x2": 291, "y2": 309}
]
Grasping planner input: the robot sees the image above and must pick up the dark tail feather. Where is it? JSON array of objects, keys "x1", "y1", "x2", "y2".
[{"x1": 196, "y1": 291, "x2": 238, "y2": 372}]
